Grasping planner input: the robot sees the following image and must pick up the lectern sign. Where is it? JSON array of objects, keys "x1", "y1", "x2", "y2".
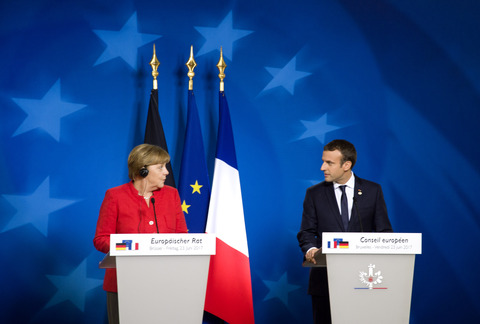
[
  {"x1": 322, "y1": 232, "x2": 422, "y2": 255},
  {"x1": 110, "y1": 233, "x2": 216, "y2": 256}
]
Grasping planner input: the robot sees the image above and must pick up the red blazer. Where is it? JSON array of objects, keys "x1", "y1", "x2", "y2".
[{"x1": 94, "y1": 182, "x2": 188, "y2": 292}]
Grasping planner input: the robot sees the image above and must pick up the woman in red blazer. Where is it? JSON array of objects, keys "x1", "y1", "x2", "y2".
[{"x1": 94, "y1": 144, "x2": 188, "y2": 324}]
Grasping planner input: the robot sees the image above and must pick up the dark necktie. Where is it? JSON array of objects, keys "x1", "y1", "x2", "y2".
[{"x1": 340, "y1": 185, "x2": 349, "y2": 231}]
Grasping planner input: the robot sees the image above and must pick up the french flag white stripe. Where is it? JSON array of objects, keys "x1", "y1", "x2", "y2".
[{"x1": 206, "y1": 158, "x2": 249, "y2": 257}]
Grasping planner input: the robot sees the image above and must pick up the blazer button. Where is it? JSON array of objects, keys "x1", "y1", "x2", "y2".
[{"x1": 149, "y1": 221, "x2": 154, "y2": 225}]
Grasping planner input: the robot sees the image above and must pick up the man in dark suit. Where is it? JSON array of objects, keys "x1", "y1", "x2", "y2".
[{"x1": 297, "y1": 139, "x2": 393, "y2": 324}]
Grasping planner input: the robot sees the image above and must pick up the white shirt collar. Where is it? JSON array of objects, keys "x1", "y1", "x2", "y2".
[{"x1": 334, "y1": 171, "x2": 355, "y2": 190}]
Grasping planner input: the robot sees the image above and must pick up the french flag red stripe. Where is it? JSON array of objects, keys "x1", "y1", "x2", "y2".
[{"x1": 204, "y1": 238, "x2": 254, "y2": 323}]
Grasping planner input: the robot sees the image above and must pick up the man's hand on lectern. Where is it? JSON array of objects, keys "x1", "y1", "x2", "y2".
[{"x1": 306, "y1": 248, "x2": 320, "y2": 264}]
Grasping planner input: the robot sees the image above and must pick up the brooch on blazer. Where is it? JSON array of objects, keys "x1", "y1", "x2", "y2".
[{"x1": 357, "y1": 189, "x2": 362, "y2": 196}]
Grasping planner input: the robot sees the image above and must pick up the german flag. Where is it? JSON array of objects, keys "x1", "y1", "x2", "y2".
[
  {"x1": 339, "y1": 241, "x2": 349, "y2": 248},
  {"x1": 116, "y1": 243, "x2": 127, "y2": 250}
]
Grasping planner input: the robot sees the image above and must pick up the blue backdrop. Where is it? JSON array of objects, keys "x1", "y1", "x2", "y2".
[{"x1": 1, "y1": 0, "x2": 479, "y2": 323}]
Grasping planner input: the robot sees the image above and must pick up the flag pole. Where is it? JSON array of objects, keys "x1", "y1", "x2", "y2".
[
  {"x1": 150, "y1": 44, "x2": 160, "y2": 90},
  {"x1": 217, "y1": 47, "x2": 227, "y2": 92},
  {"x1": 186, "y1": 45, "x2": 197, "y2": 91}
]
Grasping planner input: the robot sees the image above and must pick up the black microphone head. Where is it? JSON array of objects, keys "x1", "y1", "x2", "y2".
[{"x1": 150, "y1": 197, "x2": 155, "y2": 204}]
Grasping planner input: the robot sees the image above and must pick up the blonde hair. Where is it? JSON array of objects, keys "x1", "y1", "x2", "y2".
[{"x1": 127, "y1": 144, "x2": 170, "y2": 180}]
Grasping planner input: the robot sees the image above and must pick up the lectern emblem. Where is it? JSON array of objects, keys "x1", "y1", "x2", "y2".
[{"x1": 359, "y1": 264, "x2": 384, "y2": 289}]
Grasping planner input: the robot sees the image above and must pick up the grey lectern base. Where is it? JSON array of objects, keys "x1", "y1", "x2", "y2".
[
  {"x1": 327, "y1": 254, "x2": 415, "y2": 324},
  {"x1": 116, "y1": 255, "x2": 210, "y2": 324},
  {"x1": 315, "y1": 233, "x2": 422, "y2": 324}
]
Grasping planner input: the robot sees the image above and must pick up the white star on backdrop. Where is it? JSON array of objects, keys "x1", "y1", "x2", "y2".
[
  {"x1": 297, "y1": 113, "x2": 342, "y2": 144},
  {"x1": 263, "y1": 272, "x2": 301, "y2": 306},
  {"x1": 11, "y1": 79, "x2": 86, "y2": 141},
  {"x1": 195, "y1": 11, "x2": 253, "y2": 60},
  {"x1": 1, "y1": 177, "x2": 78, "y2": 236},
  {"x1": 93, "y1": 12, "x2": 161, "y2": 69},
  {"x1": 45, "y1": 259, "x2": 103, "y2": 311},
  {"x1": 262, "y1": 56, "x2": 311, "y2": 95}
]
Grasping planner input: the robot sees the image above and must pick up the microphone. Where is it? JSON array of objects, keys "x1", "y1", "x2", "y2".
[
  {"x1": 353, "y1": 197, "x2": 364, "y2": 232},
  {"x1": 150, "y1": 197, "x2": 159, "y2": 233}
]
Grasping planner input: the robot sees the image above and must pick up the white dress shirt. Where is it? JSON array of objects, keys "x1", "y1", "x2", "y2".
[
  {"x1": 306, "y1": 172, "x2": 356, "y2": 254},
  {"x1": 333, "y1": 172, "x2": 355, "y2": 220}
]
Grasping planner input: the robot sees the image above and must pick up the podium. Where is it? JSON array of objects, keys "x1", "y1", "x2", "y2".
[
  {"x1": 305, "y1": 233, "x2": 422, "y2": 324},
  {"x1": 99, "y1": 233, "x2": 216, "y2": 324}
]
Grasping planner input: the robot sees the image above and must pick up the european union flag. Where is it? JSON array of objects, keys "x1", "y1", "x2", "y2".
[
  {"x1": 178, "y1": 90, "x2": 210, "y2": 233},
  {"x1": 122, "y1": 240, "x2": 133, "y2": 250}
]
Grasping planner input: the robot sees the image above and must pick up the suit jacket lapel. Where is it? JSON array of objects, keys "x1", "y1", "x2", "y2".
[{"x1": 350, "y1": 176, "x2": 363, "y2": 229}]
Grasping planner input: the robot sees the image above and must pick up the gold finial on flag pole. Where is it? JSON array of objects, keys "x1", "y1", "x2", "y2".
[
  {"x1": 186, "y1": 45, "x2": 197, "y2": 91},
  {"x1": 150, "y1": 44, "x2": 160, "y2": 90},
  {"x1": 217, "y1": 47, "x2": 227, "y2": 92}
]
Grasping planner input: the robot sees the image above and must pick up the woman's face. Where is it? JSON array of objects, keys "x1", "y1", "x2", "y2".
[{"x1": 145, "y1": 163, "x2": 169, "y2": 189}]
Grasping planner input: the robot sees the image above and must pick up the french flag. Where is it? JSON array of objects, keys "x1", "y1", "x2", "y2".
[{"x1": 204, "y1": 91, "x2": 255, "y2": 324}]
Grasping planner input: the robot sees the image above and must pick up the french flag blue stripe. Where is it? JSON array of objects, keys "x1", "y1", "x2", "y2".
[{"x1": 216, "y1": 92, "x2": 238, "y2": 170}]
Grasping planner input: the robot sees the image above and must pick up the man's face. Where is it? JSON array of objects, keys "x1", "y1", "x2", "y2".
[{"x1": 321, "y1": 149, "x2": 352, "y2": 184}]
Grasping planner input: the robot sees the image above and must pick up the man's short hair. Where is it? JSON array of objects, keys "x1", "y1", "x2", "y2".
[{"x1": 324, "y1": 139, "x2": 357, "y2": 169}]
